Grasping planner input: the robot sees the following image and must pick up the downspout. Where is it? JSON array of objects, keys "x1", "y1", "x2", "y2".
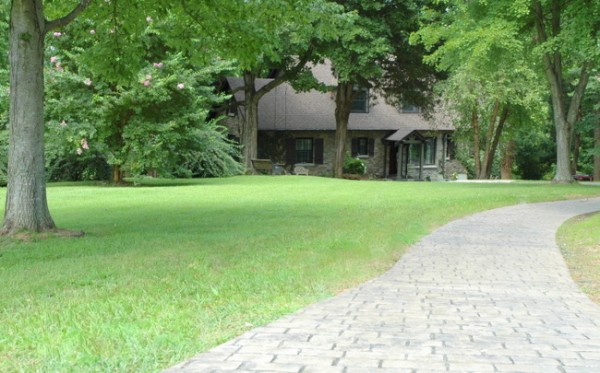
[{"x1": 383, "y1": 139, "x2": 388, "y2": 179}]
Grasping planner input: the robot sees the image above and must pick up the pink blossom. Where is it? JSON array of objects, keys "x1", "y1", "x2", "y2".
[
  {"x1": 55, "y1": 62, "x2": 64, "y2": 72},
  {"x1": 143, "y1": 80, "x2": 151, "y2": 87},
  {"x1": 76, "y1": 148, "x2": 83, "y2": 155},
  {"x1": 84, "y1": 78, "x2": 92, "y2": 86},
  {"x1": 153, "y1": 62, "x2": 164, "y2": 68},
  {"x1": 177, "y1": 83, "x2": 185, "y2": 90},
  {"x1": 50, "y1": 56, "x2": 58, "y2": 63},
  {"x1": 53, "y1": 32, "x2": 62, "y2": 37},
  {"x1": 81, "y1": 139, "x2": 89, "y2": 150}
]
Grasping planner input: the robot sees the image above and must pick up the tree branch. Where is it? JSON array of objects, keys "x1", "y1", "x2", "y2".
[
  {"x1": 255, "y1": 45, "x2": 315, "y2": 101},
  {"x1": 567, "y1": 60, "x2": 592, "y2": 139},
  {"x1": 45, "y1": 0, "x2": 93, "y2": 33},
  {"x1": 533, "y1": 1, "x2": 547, "y2": 44}
]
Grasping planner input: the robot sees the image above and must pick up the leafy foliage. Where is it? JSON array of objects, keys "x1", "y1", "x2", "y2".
[
  {"x1": 574, "y1": 74, "x2": 600, "y2": 175},
  {"x1": 343, "y1": 155, "x2": 366, "y2": 175},
  {"x1": 413, "y1": 0, "x2": 548, "y2": 179},
  {"x1": 43, "y1": 19, "x2": 243, "y2": 181}
]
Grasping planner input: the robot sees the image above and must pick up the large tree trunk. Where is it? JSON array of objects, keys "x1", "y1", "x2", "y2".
[
  {"x1": 333, "y1": 82, "x2": 354, "y2": 178},
  {"x1": 111, "y1": 165, "x2": 123, "y2": 184},
  {"x1": 241, "y1": 71, "x2": 259, "y2": 171},
  {"x1": 553, "y1": 114, "x2": 572, "y2": 182},
  {"x1": 570, "y1": 132, "x2": 581, "y2": 174},
  {"x1": 501, "y1": 139, "x2": 515, "y2": 180},
  {"x1": 479, "y1": 104, "x2": 509, "y2": 179},
  {"x1": 2, "y1": 0, "x2": 55, "y2": 234},
  {"x1": 471, "y1": 110, "x2": 482, "y2": 178},
  {"x1": 594, "y1": 126, "x2": 600, "y2": 181},
  {"x1": 534, "y1": 0, "x2": 591, "y2": 183},
  {"x1": 3, "y1": 0, "x2": 91, "y2": 235}
]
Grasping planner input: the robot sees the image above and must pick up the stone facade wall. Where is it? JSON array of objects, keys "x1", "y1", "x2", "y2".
[
  {"x1": 256, "y1": 130, "x2": 451, "y2": 179},
  {"x1": 257, "y1": 130, "x2": 389, "y2": 177}
]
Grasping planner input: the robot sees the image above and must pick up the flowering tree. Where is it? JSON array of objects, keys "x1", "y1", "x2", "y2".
[{"x1": 44, "y1": 26, "x2": 242, "y2": 183}]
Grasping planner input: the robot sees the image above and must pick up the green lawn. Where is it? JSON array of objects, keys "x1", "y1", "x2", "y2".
[
  {"x1": 1, "y1": 176, "x2": 599, "y2": 372},
  {"x1": 558, "y1": 211, "x2": 600, "y2": 305}
]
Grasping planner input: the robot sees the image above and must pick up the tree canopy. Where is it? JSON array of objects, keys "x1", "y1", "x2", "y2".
[
  {"x1": 320, "y1": 0, "x2": 437, "y2": 177},
  {"x1": 413, "y1": 0, "x2": 600, "y2": 181},
  {"x1": 413, "y1": 0, "x2": 547, "y2": 179}
]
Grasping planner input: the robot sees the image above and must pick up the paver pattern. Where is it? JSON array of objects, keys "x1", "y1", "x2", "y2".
[{"x1": 164, "y1": 197, "x2": 600, "y2": 373}]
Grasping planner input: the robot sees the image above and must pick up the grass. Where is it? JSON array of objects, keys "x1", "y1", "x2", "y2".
[
  {"x1": 0, "y1": 176, "x2": 599, "y2": 372},
  {"x1": 558, "y1": 211, "x2": 600, "y2": 305}
]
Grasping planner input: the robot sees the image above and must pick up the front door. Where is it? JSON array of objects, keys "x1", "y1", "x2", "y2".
[
  {"x1": 388, "y1": 142, "x2": 398, "y2": 176},
  {"x1": 397, "y1": 141, "x2": 424, "y2": 180}
]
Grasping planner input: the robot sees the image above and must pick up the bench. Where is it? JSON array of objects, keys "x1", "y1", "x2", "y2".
[
  {"x1": 294, "y1": 166, "x2": 309, "y2": 176},
  {"x1": 251, "y1": 159, "x2": 287, "y2": 175}
]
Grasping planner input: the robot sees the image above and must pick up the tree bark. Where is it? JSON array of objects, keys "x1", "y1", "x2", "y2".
[
  {"x1": 2, "y1": 0, "x2": 55, "y2": 234},
  {"x1": 594, "y1": 126, "x2": 600, "y2": 182},
  {"x1": 241, "y1": 71, "x2": 259, "y2": 170},
  {"x1": 333, "y1": 82, "x2": 354, "y2": 178},
  {"x1": 571, "y1": 132, "x2": 581, "y2": 174},
  {"x1": 3, "y1": 0, "x2": 92, "y2": 235},
  {"x1": 479, "y1": 104, "x2": 509, "y2": 179},
  {"x1": 471, "y1": 110, "x2": 482, "y2": 178},
  {"x1": 111, "y1": 165, "x2": 123, "y2": 184},
  {"x1": 501, "y1": 139, "x2": 515, "y2": 180}
]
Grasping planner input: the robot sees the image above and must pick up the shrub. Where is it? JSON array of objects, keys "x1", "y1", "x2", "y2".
[{"x1": 343, "y1": 155, "x2": 366, "y2": 175}]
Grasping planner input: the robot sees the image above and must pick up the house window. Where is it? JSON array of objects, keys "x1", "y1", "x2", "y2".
[
  {"x1": 424, "y1": 137, "x2": 436, "y2": 165},
  {"x1": 286, "y1": 138, "x2": 323, "y2": 165},
  {"x1": 408, "y1": 138, "x2": 436, "y2": 165},
  {"x1": 351, "y1": 87, "x2": 369, "y2": 113},
  {"x1": 295, "y1": 138, "x2": 313, "y2": 163},
  {"x1": 351, "y1": 137, "x2": 375, "y2": 157},
  {"x1": 401, "y1": 104, "x2": 420, "y2": 113},
  {"x1": 356, "y1": 138, "x2": 369, "y2": 156}
]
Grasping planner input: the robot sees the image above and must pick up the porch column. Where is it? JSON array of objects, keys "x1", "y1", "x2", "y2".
[
  {"x1": 397, "y1": 142, "x2": 403, "y2": 180},
  {"x1": 441, "y1": 134, "x2": 447, "y2": 179},
  {"x1": 383, "y1": 141, "x2": 388, "y2": 179},
  {"x1": 419, "y1": 142, "x2": 424, "y2": 181}
]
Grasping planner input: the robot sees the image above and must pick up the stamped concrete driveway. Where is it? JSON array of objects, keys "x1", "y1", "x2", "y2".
[{"x1": 164, "y1": 197, "x2": 600, "y2": 373}]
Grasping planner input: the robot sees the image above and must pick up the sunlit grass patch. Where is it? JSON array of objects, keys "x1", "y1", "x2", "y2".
[
  {"x1": 1, "y1": 176, "x2": 599, "y2": 372},
  {"x1": 558, "y1": 212, "x2": 600, "y2": 304}
]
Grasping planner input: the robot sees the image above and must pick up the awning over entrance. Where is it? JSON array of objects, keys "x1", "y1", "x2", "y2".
[
  {"x1": 384, "y1": 129, "x2": 427, "y2": 181},
  {"x1": 385, "y1": 128, "x2": 427, "y2": 142}
]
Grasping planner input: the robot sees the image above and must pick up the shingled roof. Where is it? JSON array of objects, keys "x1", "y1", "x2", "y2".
[{"x1": 227, "y1": 63, "x2": 453, "y2": 133}]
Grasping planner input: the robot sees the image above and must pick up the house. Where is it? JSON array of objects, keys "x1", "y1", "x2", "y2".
[{"x1": 226, "y1": 63, "x2": 458, "y2": 180}]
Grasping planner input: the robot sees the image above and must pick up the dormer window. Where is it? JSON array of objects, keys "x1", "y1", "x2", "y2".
[{"x1": 351, "y1": 87, "x2": 369, "y2": 113}]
